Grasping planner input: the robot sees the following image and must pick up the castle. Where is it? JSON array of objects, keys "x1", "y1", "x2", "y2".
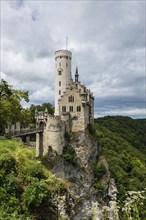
[{"x1": 35, "y1": 49, "x2": 94, "y2": 157}]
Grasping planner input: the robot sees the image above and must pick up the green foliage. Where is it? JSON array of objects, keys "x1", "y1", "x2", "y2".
[
  {"x1": 22, "y1": 178, "x2": 48, "y2": 210},
  {"x1": 0, "y1": 139, "x2": 66, "y2": 219},
  {"x1": 0, "y1": 154, "x2": 16, "y2": 175},
  {"x1": 87, "y1": 124, "x2": 97, "y2": 136},
  {"x1": 94, "y1": 116, "x2": 146, "y2": 218},
  {"x1": 92, "y1": 181, "x2": 104, "y2": 193},
  {"x1": 0, "y1": 79, "x2": 30, "y2": 134},
  {"x1": 95, "y1": 116, "x2": 146, "y2": 154},
  {"x1": 92, "y1": 162, "x2": 106, "y2": 180},
  {"x1": 121, "y1": 190, "x2": 146, "y2": 220},
  {"x1": 63, "y1": 145, "x2": 77, "y2": 165},
  {"x1": 27, "y1": 163, "x2": 46, "y2": 180}
]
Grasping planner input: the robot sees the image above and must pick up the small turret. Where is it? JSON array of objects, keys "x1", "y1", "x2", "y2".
[
  {"x1": 75, "y1": 66, "x2": 79, "y2": 82},
  {"x1": 35, "y1": 108, "x2": 38, "y2": 119},
  {"x1": 44, "y1": 107, "x2": 48, "y2": 119}
]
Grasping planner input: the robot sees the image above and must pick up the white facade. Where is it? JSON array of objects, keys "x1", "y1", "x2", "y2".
[{"x1": 55, "y1": 50, "x2": 72, "y2": 115}]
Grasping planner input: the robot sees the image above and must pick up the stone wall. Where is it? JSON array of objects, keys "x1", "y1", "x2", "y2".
[{"x1": 36, "y1": 115, "x2": 66, "y2": 156}]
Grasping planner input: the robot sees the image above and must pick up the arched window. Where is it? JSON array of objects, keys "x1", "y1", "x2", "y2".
[
  {"x1": 59, "y1": 81, "x2": 61, "y2": 86},
  {"x1": 58, "y1": 70, "x2": 62, "y2": 75},
  {"x1": 59, "y1": 90, "x2": 61, "y2": 95},
  {"x1": 69, "y1": 96, "x2": 74, "y2": 102}
]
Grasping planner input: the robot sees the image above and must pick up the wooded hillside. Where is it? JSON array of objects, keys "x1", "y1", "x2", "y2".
[{"x1": 95, "y1": 116, "x2": 146, "y2": 218}]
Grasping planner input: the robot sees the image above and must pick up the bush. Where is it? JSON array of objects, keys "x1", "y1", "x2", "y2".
[
  {"x1": 27, "y1": 163, "x2": 46, "y2": 180},
  {"x1": 5, "y1": 174, "x2": 20, "y2": 196},
  {"x1": 92, "y1": 181, "x2": 104, "y2": 193},
  {"x1": 0, "y1": 154, "x2": 16, "y2": 175},
  {"x1": 62, "y1": 145, "x2": 77, "y2": 165},
  {"x1": 22, "y1": 178, "x2": 49, "y2": 210},
  {"x1": 92, "y1": 162, "x2": 106, "y2": 180},
  {"x1": 87, "y1": 124, "x2": 96, "y2": 136}
]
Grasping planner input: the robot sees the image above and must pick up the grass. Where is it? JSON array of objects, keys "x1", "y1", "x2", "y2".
[{"x1": 0, "y1": 138, "x2": 67, "y2": 192}]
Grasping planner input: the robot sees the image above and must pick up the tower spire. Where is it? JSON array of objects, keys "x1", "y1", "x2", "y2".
[{"x1": 75, "y1": 66, "x2": 79, "y2": 82}]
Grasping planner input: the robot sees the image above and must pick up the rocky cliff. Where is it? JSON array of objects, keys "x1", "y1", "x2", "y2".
[{"x1": 42, "y1": 129, "x2": 119, "y2": 220}]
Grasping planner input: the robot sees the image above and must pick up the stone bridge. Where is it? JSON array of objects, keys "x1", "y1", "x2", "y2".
[
  {"x1": 12, "y1": 128, "x2": 43, "y2": 137},
  {"x1": 5, "y1": 128, "x2": 43, "y2": 146}
]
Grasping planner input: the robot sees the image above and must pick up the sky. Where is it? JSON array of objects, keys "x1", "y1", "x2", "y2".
[{"x1": 1, "y1": 0, "x2": 146, "y2": 118}]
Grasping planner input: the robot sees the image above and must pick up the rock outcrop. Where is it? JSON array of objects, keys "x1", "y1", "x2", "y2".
[{"x1": 42, "y1": 130, "x2": 119, "y2": 220}]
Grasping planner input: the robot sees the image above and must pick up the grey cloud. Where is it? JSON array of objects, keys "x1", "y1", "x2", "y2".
[{"x1": 1, "y1": 0, "x2": 145, "y2": 118}]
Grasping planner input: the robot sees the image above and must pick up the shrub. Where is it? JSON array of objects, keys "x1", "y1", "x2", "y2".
[
  {"x1": 87, "y1": 124, "x2": 96, "y2": 136},
  {"x1": 27, "y1": 163, "x2": 46, "y2": 180},
  {"x1": 5, "y1": 174, "x2": 20, "y2": 196},
  {"x1": 92, "y1": 162, "x2": 106, "y2": 180},
  {"x1": 62, "y1": 145, "x2": 77, "y2": 165},
  {"x1": 22, "y1": 178, "x2": 49, "y2": 210},
  {"x1": 0, "y1": 154, "x2": 16, "y2": 175},
  {"x1": 92, "y1": 181, "x2": 104, "y2": 193}
]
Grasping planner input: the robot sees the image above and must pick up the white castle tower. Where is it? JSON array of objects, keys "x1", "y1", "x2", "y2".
[{"x1": 55, "y1": 50, "x2": 72, "y2": 115}]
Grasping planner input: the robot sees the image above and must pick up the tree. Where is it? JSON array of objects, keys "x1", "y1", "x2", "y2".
[{"x1": 0, "y1": 79, "x2": 29, "y2": 134}]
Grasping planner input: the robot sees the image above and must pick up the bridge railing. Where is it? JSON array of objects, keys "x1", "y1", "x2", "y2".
[{"x1": 5, "y1": 127, "x2": 43, "y2": 138}]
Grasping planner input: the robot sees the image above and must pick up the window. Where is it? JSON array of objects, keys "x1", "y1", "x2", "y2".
[
  {"x1": 62, "y1": 106, "x2": 66, "y2": 112},
  {"x1": 58, "y1": 70, "x2": 62, "y2": 75},
  {"x1": 59, "y1": 90, "x2": 61, "y2": 95},
  {"x1": 77, "y1": 106, "x2": 81, "y2": 112},
  {"x1": 69, "y1": 96, "x2": 74, "y2": 102},
  {"x1": 69, "y1": 106, "x2": 73, "y2": 112},
  {"x1": 59, "y1": 81, "x2": 61, "y2": 86}
]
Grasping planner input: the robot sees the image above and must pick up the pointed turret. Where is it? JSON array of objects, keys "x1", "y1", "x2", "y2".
[
  {"x1": 44, "y1": 107, "x2": 48, "y2": 113},
  {"x1": 44, "y1": 107, "x2": 48, "y2": 118},
  {"x1": 75, "y1": 66, "x2": 79, "y2": 82}
]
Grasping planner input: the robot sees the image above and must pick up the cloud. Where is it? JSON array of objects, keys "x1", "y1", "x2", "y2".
[
  {"x1": 30, "y1": 86, "x2": 54, "y2": 105},
  {"x1": 1, "y1": 0, "x2": 145, "y2": 118}
]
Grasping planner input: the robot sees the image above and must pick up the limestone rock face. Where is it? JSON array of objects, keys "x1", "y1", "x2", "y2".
[{"x1": 45, "y1": 130, "x2": 119, "y2": 220}]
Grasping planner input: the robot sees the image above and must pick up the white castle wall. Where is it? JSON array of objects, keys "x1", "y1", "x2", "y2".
[
  {"x1": 44, "y1": 116, "x2": 66, "y2": 155},
  {"x1": 55, "y1": 50, "x2": 72, "y2": 115}
]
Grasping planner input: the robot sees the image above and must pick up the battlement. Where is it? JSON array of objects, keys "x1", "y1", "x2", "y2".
[
  {"x1": 55, "y1": 50, "x2": 72, "y2": 60},
  {"x1": 36, "y1": 110, "x2": 62, "y2": 121},
  {"x1": 47, "y1": 114, "x2": 61, "y2": 120},
  {"x1": 55, "y1": 49, "x2": 72, "y2": 55}
]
